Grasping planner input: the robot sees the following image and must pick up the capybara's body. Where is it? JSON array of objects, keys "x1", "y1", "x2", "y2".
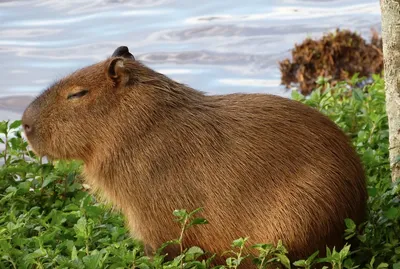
[{"x1": 22, "y1": 46, "x2": 367, "y2": 267}]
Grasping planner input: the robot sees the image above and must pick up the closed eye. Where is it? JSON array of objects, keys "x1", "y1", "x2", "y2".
[{"x1": 67, "y1": 89, "x2": 89, "y2": 100}]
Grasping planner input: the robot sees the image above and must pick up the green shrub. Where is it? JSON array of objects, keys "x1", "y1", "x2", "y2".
[{"x1": 0, "y1": 74, "x2": 399, "y2": 268}]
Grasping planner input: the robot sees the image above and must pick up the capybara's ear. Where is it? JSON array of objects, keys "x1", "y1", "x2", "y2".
[
  {"x1": 107, "y1": 58, "x2": 129, "y2": 85},
  {"x1": 112, "y1": 46, "x2": 135, "y2": 60}
]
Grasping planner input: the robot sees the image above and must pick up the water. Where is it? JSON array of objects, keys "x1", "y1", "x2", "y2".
[{"x1": 0, "y1": 0, "x2": 381, "y2": 121}]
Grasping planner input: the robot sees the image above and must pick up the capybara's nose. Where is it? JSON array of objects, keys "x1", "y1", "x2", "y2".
[
  {"x1": 21, "y1": 106, "x2": 35, "y2": 137},
  {"x1": 23, "y1": 123, "x2": 33, "y2": 136}
]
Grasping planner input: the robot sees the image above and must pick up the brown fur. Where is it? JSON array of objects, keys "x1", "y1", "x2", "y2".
[{"x1": 22, "y1": 46, "x2": 367, "y2": 268}]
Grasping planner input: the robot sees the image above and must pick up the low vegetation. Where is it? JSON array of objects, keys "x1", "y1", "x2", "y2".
[{"x1": 0, "y1": 75, "x2": 399, "y2": 268}]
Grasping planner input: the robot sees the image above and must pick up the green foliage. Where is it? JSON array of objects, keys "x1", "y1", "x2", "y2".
[
  {"x1": 292, "y1": 74, "x2": 399, "y2": 267},
  {"x1": 0, "y1": 74, "x2": 399, "y2": 268}
]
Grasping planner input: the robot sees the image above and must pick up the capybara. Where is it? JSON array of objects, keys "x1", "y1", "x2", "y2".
[{"x1": 22, "y1": 46, "x2": 367, "y2": 268}]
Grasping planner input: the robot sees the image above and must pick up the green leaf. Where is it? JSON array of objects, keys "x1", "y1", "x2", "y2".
[
  {"x1": 367, "y1": 187, "x2": 377, "y2": 197},
  {"x1": 83, "y1": 251, "x2": 102, "y2": 269},
  {"x1": 344, "y1": 218, "x2": 356, "y2": 230},
  {"x1": 85, "y1": 205, "x2": 103, "y2": 218},
  {"x1": 306, "y1": 250, "x2": 320, "y2": 263},
  {"x1": 40, "y1": 163, "x2": 55, "y2": 176},
  {"x1": 63, "y1": 203, "x2": 80, "y2": 212},
  {"x1": 23, "y1": 248, "x2": 47, "y2": 261},
  {"x1": 352, "y1": 88, "x2": 364, "y2": 101},
  {"x1": 376, "y1": 263, "x2": 389, "y2": 269},
  {"x1": 5, "y1": 186, "x2": 17, "y2": 193},
  {"x1": 42, "y1": 229, "x2": 60, "y2": 244},
  {"x1": 74, "y1": 217, "x2": 88, "y2": 238},
  {"x1": 350, "y1": 73, "x2": 360, "y2": 84},
  {"x1": 184, "y1": 246, "x2": 204, "y2": 261},
  {"x1": 9, "y1": 120, "x2": 21, "y2": 130},
  {"x1": 384, "y1": 207, "x2": 399, "y2": 220},
  {"x1": 393, "y1": 262, "x2": 400, "y2": 269},
  {"x1": 275, "y1": 253, "x2": 291, "y2": 269},
  {"x1": 188, "y1": 207, "x2": 204, "y2": 218},
  {"x1": 186, "y1": 246, "x2": 204, "y2": 256},
  {"x1": 0, "y1": 121, "x2": 8, "y2": 135},
  {"x1": 9, "y1": 137, "x2": 21, "y2": 150},
  {"x1": 338, "y1": 245, "x2": 351, "y2": 260},
  {"x1": 173, "y1": 209, "x2": 187, "y2": 218},
  {"x1": 137, "y1": 264, "x2": 151, "y2": 269},
  {"x1": 232, "y1": 237, "x2": 248, "y2": 248},
  {"x1": 17, "y1": 181, "x2": 31, "y2": 194},
  {"x1": 316, "y1": 76, "x2": 329, "y2": 85},
  {"x1": 293, "y1": 260, "x2": 307, "y2": 267},
  {"x1": 291, "y1": 90, "x2": 304, "y2": 101},
  {"x1": 71, "y1": 246, "x2": 78, "y2": 260},
  {"x1": 188, "y1": 217, "x2": 209, "y2": 227},
  {"x1": 0, "y1": 239, "x2": 12, "y2": 253},
  {"x1": 42, "y1": 175, "x2": 58, "y2": 188}
]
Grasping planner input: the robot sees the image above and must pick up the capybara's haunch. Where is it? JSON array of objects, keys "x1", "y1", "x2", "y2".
[{"x1": 22, "y1": 46, "x2": 367, "y2": 267}]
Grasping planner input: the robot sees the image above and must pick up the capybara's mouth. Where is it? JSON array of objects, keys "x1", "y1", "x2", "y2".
[
  {"x1": 25, "y1": 138, "x2": 47, "y2": 159},
  {"x1": 28, "y1": 146, "x2": 45, "y2": 158},
  {"x1": 23, "y1": 130, "x2": 53, "y2": 159}
]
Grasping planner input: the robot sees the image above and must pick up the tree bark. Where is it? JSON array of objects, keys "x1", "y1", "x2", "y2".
[{"x1": 381, "y1": 0, "x2": 400, "y2": 182}]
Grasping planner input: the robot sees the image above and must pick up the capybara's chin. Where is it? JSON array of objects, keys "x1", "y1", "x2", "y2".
[{"x1": 21, "y1": 45, "x2": 367, "y2": 268}]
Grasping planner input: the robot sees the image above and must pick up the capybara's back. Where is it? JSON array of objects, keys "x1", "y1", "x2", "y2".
[{"x1": 22, "y1": 46, "x2": 367, "y2": 268}]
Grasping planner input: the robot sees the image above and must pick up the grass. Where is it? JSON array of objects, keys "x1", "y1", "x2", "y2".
[{"x1": 0, "y1": 74, "x2": 399, "y2": 268}]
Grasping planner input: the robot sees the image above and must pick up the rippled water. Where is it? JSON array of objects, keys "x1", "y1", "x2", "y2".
[{"x1": 0, "y1": 0, "x2": 381, "y2": 121}]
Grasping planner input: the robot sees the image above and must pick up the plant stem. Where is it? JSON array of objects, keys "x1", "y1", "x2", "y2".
[
  {"x1": 258, "y1": 256, "x2": 266, "y2": 269},
  {"x1": 4, "y1": 133, "x2": 7, "y2": 165},
  {"x1": 64, "y1": 174, "x2": 69, "y2": 198},
  {"x1": 7, "y1": 257, "x2": 17, "y2": 269},
  {"x1": 86, "y1": 241, "x2": 90, "y2": 256},
  {"x1": 234, "y1": 246, "x2": 244, "y2": 269},
  {"x1": 179, "y1": 216, "x2": 189, "y2": 269}
]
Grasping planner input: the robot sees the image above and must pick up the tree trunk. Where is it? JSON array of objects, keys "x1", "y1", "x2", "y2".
[{"x1": 381, "y1": 0, "x2": 400, "y2": 183}]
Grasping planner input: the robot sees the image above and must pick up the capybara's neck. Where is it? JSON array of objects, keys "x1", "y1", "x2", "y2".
[{"x1": 82, "y1": 77, "x2": 222, "y2": 212}]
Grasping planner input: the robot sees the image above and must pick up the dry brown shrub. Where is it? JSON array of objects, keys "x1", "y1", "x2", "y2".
[{"x1": 279, "y1": 28, "x2": 383, "y2": 95}]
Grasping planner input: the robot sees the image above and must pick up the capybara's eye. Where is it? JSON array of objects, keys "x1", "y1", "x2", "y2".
[{"x1": 67, "y1": 89, "x2": 89, "y2": 100}]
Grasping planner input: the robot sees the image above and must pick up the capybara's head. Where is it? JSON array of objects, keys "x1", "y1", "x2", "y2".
[{"x1": 21, "y1": 46, "x2": 145, "y2": 161}]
